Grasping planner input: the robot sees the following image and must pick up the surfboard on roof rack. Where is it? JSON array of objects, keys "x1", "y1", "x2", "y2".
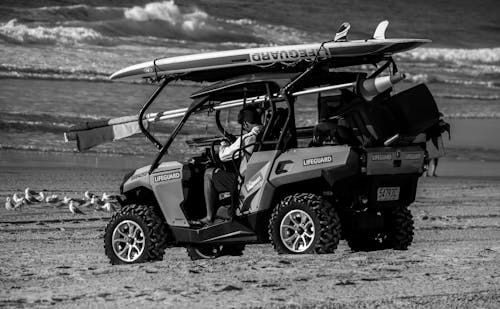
[
  {"x1": 109, "y1": 20, "x2": 431, "y2": 82},
  {"x1": 66, "y1": 20, "x2": 434, "y2": 151}
]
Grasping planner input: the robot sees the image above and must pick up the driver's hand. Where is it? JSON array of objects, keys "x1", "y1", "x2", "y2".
[
  {"x1": 250, "y1": 126, "x2": 261, "y2": 135},
  {"x1": 220, "y1": 140, "x2": 230, "y2": 147}
]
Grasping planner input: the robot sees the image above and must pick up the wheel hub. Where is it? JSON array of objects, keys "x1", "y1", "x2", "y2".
[
  {"x1": 279, "y1": 210, "x2": 315, "y2": 253},
  {"x1": 112, "y1": 220, "x2": 145, "y2": 263}
]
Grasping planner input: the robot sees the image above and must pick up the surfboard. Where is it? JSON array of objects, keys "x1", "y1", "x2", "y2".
[{"x1": 110, "y1": 21, "x2": 430, "y2": 82}]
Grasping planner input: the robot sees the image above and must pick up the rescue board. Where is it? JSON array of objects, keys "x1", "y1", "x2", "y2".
[{"x1": 110, "y1": 21, "x2": 430, "y2": 82}]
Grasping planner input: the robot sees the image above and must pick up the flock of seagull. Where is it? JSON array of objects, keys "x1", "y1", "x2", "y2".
[{"x1": 4, "y1": 188, "x2": 121, "y2": 215}]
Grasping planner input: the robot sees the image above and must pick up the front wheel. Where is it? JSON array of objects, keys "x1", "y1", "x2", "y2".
[
  {"x1": 104, "y1": 204, "x2": 170, "y2": 265},
  {"x1": 268, "y1": 193, "x2": 341, "y2": 254}
]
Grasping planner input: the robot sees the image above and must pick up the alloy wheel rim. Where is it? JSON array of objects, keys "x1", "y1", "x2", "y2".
[
  {"x1": 112, "y1": 220, "x2": 145, "y2": 262},
  {"x1": 280, "y1": 210, "x2": 315, "y2": 253}
]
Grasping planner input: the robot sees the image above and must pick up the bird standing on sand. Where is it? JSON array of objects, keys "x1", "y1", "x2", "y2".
[
  {"x1": 12, "y1": 193, "x2": 27, "y2": 210},
  {"x1": 102, "y1": 192, "x2": 120, "y2": 202},
  {"x1": 5, "y1": 197, "x2": 15, "y2": 211},
  {"x1": 69, "y1": 201, "x2": 85, "y2": 215},
  {"x1": 101, "y1": 202, "x2": 117, "y2": 212},
  {"x1": 92, "y1": 196, "x2": 105, "y2": 211},
  {"x1": 45, "y1": 194, "x2": 60, "y2": 203},
  {"x1": 25, "y1": 188, "x2": 41, "y2": 203},
  {"x1": 84, "y1": 191, "x2": 96, "y2": 200},
  {"x1": 13, "y1": 193, "x2": 25, "y2": 204},
  {"x1": 34, "y1": 191, "x2": 45, "y2": 203}
]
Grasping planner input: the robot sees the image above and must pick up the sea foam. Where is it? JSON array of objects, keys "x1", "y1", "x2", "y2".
[
  {"x1": 0, "y1": 19, "x2": 105, "y2": 44},
  {"x1": 124, "y1": 0, "x2": 208, "y2": 32},
  {"x1": 400, "y1": 47, "x2": 500, "y2": 64}
]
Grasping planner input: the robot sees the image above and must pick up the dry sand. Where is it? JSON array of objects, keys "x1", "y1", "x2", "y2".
[{"x1": 1, "y1": 164, "x2": 499, "y2": 308}]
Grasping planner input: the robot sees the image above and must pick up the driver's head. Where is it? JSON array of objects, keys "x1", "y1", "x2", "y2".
[{"x1": 238, "y1": 106, "x2": 262, "y2": 131}]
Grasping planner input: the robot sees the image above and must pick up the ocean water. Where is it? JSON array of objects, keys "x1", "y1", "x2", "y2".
[{"x1": 0, "y1": 0, "x2": 499, "y2": 157}]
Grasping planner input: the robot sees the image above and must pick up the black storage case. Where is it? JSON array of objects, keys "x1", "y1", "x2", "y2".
[{"x1": 386, "y1": 84, "x2": 440, "y2": 135}]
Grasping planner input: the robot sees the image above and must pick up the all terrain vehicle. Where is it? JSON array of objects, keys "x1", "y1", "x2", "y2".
[
  {"x1": 98, "y1": 23, "x2": 449, "y2": 263},
  {"x1": 102, "y1": 58, "x2": 448, "y2": 264}
]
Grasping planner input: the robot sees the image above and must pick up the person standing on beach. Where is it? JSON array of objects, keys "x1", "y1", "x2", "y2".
[{"x1": 426, "y1": 135, "x2": 444, "y2": 177}]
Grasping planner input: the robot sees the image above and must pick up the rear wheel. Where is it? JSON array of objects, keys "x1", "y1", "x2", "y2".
[
  {"x1": 346, "y1": 206, "x2": 414, "y2": 252},
  {"x1": 268, "y1": 193, "x2": 341, "y2": 254},
  {"x1": 104, "y1": 204, "x2": 170, "y2": 265},
  {"x1": 386, "y1": 205, "x2": 414, "y2": 250}
]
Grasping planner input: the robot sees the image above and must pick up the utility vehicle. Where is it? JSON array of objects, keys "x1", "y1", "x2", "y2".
[
  {"x1": 99, "y1": 23, "x2": 449, "y2": 263},
  {"x1": 103, "y1": 59, "x2": 448, "y2": 264}
]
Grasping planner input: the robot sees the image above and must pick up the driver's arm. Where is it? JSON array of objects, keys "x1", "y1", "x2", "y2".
[
  {"x1": 218, "y1": 136, "x2": 242, "y2": 162},
  {"x1": 219, "y1": 127, "x2": 261, "y2": 162}
]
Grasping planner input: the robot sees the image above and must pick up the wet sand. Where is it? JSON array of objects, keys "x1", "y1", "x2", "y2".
[{"x1": 1, "y1": 155, "x2": 499, "y2": 308}]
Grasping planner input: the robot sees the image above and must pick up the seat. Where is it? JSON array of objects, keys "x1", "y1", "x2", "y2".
[
  {"x1": 312, "y1": 121, "x2": 339, "y2": 146},
  {"x1": 259, "y1": 108, "x2": 288, "y2": 150}
]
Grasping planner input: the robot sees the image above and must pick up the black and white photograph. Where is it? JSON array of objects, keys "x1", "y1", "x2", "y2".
[{"x1": 1, "y1": 0, "x2": 499, "y2": 307}]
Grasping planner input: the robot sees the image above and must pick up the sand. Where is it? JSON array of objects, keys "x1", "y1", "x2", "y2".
[{"x1": 1, "y1": 152, "x2": 499, "y2": 308}]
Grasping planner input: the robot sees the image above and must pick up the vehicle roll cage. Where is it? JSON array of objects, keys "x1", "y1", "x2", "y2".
[{"x1": 139, "y1": 57, "x2": 398, "y2": 173}]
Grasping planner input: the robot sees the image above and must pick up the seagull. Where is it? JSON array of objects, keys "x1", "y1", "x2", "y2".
[
  {"x1": 5, "y1": 197, "x2": 14, "y2": 211},
  {"x1": 25, "y1": 188, "x2": 40, "y2": 203},
  {"x1": 93, "y1": 196, "x2": 105, "y2": 209},
  {"x1": 102, "y1": 192, "x2": 121, "y2": 202},
  {"x1": 46, "y1": 195, "x2": 64, "y2": 208},
  {"x1": 101, "y1": 202, "x2": 116, "y2": 212},
  {"x1": 45, "y1": 194, "x2": 61, "y2": 203},
  {"x1": 34, "y1": 191, "x2": 45, "y2": 203},
  {"x1": 69, "y1": 201, "x2": 85, "y2": 215},
  {"x1": 63, "y1": 196, "x2": 85, "y2": 205},
  {"x1": 84, "y1": 191, "x2": 96, "y2": 200},
  {"x1": 13, "y1": 193, "x2": 24, "y2": 204},
  {"x1": 80, "y1": 195, "x2": 101, "y2": 209},
  {"x1": 12, "y1": 193, "x2": 28, "y2": 209}
]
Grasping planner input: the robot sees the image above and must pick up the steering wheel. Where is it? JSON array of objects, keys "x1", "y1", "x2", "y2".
[
  {"x1": 209, "y1": 140, "x2": 227, "y2": 171},
  {"x1": 215, "y1": 110, "x2": 237, "y2": 143}
]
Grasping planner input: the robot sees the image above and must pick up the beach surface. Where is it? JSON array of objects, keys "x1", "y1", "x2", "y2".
[
  {"x1": 1, "y1": 0, "x2": 499, "y2": 307},
  {"x1": 1, "y1": 154, "x2": 499, "y2": 308}
]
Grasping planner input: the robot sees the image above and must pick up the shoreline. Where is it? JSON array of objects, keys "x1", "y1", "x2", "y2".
[
  {"x1": 0, "y1": 149, "x2": 153, "y2": 170},
  {"x1": 1, "y1": 149, "x2": 499, "y2": 178}
]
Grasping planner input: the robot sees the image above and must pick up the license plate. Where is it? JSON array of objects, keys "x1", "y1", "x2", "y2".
[{"x1": 377, "y1": 187, "x2": 400, "y2": 201}]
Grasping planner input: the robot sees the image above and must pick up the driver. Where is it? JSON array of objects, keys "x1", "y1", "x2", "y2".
[{"x1": 200, "y1": 106, "x2": 263, "y2": 225}]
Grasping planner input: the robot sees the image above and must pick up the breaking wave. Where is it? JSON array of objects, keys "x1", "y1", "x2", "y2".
[
  {"x1": 406, "y1": 73, "x2": 499, "y2": 89},
  {"x1": 0, "y1": 64, "x2": 112, "y2": 82},
  {"x1": 0, "y1": 19, "x2": 107, "y2": 45},
  {"x1": 399, "y1": 47, "x2": 500, "y2": 65},
  {"x1": 0, "y1": 1, "x2": 312, "y2": 46}
]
